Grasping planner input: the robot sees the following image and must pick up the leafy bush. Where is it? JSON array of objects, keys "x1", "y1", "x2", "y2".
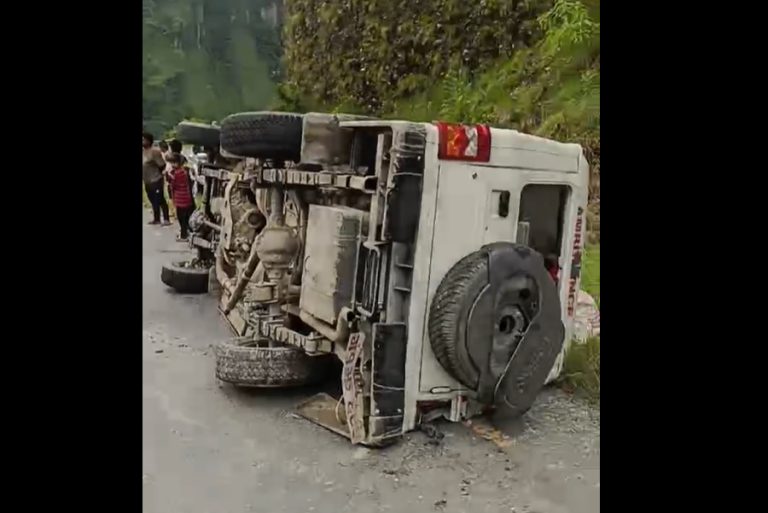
[
  {"x1": 561, "y1": 336, "x2": 600, "y2": 402},
  {"x1": 143, "y1": 0, "x2": 282, "y2": 135},
  {"x1": 581, "y1": 244, "x2": 600, "y2": 306},
  {"x1": 562, "y1": 241, "x2": 600, "y2": 401},
  {"x1": 279, "y1": 0, "x2": 600, "y2": 205},
  {"x1": 281, "y1": 0, "x2": 552, "y2": 113}
]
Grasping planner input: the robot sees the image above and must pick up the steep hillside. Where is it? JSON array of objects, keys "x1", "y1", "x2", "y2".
[
  {"x1": 280, "y1": 0, "x2": 550, "y2": 112},
  {"x1": 142, "y1": 0, "x2": 600, "y2": 234},
  {"x1": 143, "y1": 0, "x2": 283, "y2": 136},
  {"x1": 279, "y1": 0, "x2": 600, "y2": 230}
]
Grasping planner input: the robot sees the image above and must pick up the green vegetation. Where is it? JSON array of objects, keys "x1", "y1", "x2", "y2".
[
  {"x1": 144, "y1": 1, "x2": 600, "y2": 208},
  {"x1": 279, "y1": 0, "x2": 600, "y2": 208},
  {"x1": 581, "y1": 244, "x2": 600, "y2": 306},
  {"x1": 561, "y1": 336, "x2": 600, "y2": 402},
  {"x1": 560, "y1": 243, "x2": 600, "y2": 401},
  {"x1": 143, "y1": 0, "x2": 282, "y2": 137},
  {"x1": 281, "y1": 0, "x2": 549, "y2": 112},
  {"x1": 144, "y1": 0, "x2": 600, "y2": 205}
]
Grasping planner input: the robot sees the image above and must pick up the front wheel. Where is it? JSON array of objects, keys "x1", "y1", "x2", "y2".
[{"x1": 215, "y1": 338, "x2": 334, "y2": 387}]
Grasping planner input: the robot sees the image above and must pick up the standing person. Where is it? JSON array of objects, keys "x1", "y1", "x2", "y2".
[
  {"x1": 159, "y1": 140, "x2": 173, "y2": 202},
  {"x1": 169, "y1": 139, "x2": 197, "y2": 199},
  {"x1": 164, "y1": 153, "x2": 194, "y2": 241},
  {"x1": 168, "y1": 139, "x2": 187, "y2": 165},
  {"x1": 142, "y1": 132, "x2": 171, "y2": 226}
]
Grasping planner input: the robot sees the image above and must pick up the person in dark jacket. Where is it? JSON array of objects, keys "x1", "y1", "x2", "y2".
[
  {"x1": 142, "y1": 132, "x2": 171, "y2": 225},
  {"x1": 164, "y1": 153, "x2": 194, "y2": 241}
]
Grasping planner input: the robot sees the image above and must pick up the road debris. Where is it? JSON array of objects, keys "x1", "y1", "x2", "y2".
[
  {"x1": 419, "y1": 422, "x2": 445, "y2": 445},
  {"x1": 464, "y1": 419, "x2": 513, "y2": 449}
]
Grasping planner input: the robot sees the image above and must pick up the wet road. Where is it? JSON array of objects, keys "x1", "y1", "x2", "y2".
[{"x1": 142, "y1": 211, "x2": 600, "y2": 513}]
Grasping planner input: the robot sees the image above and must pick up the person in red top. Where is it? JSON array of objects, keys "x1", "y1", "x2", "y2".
[{"x1": 164, "y1": 153, "x2": 195, "y2": 241}]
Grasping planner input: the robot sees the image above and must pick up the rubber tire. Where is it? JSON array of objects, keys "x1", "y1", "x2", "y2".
[
  {"x1": 428, "y1": 251, "x2": 491, "y2": 388},
  {"x1": 175, "y1": 121, "x2": 221, "y2": 149},
  {"x1": 160, "y1": 261, "x2": 209, "y2": 294},
  {"x1": 215, "y1": 340, "x2": 332, "y2": 387},
  {"x1": 429, "y1": 245, "x2": 562, "y2": 398},
  {"x1": 220, "y1": 112, "x2": 303, "y2": 161}
]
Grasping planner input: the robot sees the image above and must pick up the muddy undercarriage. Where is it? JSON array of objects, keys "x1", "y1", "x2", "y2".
[{"x1": 178, "y1": 113, "x2": 422, "y2": 445}]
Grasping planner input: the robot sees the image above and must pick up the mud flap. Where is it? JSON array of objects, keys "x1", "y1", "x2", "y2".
[
  {"x1": 342, "y1": 332, "x2": 366, "y2": 444},
  {"x1": 368, "y1": 323, "x2": 406, "y2": 442},
  {"x1": 295, "y1": 393, "x2": 350, "y2": 438},
  {"x1": 294, "y1": 328, "x2": 405, "y2": 447},
  {"x1": 475, "y1": 244, "x2": 565, "y2": 416},
  {"x1": 293, "y1": 332, "x2": 366, "y2": 445}
]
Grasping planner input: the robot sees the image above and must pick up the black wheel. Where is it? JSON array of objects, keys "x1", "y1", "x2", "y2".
[
  {"x1": 428, "y1": 243, "x2": 565, "y2": 416},
  {"x1": 220, "y1": 112, "x2": 303, "y2": 161},
  {"x1": 428, "y1": 252, "x2": 490, "y2": 388},
  {"x1": 160, "y1": 260, "x2": 210, "y2": 294},
  {"x1": 215, "y1": 338, "x2": 333, "y2": 387},
  {"x1": 175, "y1": 121, "x2": 221, "y2": 149}
]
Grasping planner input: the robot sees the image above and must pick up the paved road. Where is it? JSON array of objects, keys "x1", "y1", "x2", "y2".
[{"x1": 142, "y1": 213, "x2": 600, "y2": 513}]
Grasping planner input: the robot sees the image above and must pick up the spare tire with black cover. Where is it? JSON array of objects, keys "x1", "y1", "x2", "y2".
[
  {"x1": 220, "y1": 112, "x2": 303, "y2": 161},
  {"x1": 176, "y1": 121, "x2": 221, "y2": 149},
  {"x1": 161, "y1": 260, "x2": 210, "y2": 294},
  {"x1": 428, "y1": 243, "x2": 565, "y2": 417},
  {"x1": 215, "y1": 338, "x2": 333, "y2": 387}
]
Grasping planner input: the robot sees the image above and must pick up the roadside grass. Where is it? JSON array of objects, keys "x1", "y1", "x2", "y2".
[
  {"x1": 560, "y1": 243, "x2": 600, "y2": 403},
  {"x1": 580, "y1": 244, "x2": 600, "y2": 307},
  {"x1": 561, "y1": 335, "x2": 600, "y2": 403}
]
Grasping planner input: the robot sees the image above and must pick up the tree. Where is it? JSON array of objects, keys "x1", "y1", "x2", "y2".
[{"x1": 142, "y1": 0, "x2": 282, "y2": 135}]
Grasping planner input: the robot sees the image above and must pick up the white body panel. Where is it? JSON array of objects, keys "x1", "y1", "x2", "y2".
[{"x1": 403, "y1": 125, "x2": 589, "y2": 430}]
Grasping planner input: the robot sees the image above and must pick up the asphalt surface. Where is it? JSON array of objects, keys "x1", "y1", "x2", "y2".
[{"x1": 142, "y1": 212, "x2": 600, "y2": 513}]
